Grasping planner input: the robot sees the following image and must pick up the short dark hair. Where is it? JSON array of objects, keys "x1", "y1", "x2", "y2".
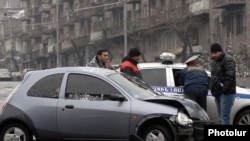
[{"x1": 96, "y1": 49, "x2": 109, "y2": 56}]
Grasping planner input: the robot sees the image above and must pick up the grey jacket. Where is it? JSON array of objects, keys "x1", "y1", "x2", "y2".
[{"x1": 86, "y1": 56, "x2": 106, "y2": 68}]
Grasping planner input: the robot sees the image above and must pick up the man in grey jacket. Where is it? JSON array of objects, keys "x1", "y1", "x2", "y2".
[
  {"x1": 210, "y1": 43, "x2": 236, "y2": 125},
  {"x1": 86, "y1": 49, "x2": 113, "y2": 69}
]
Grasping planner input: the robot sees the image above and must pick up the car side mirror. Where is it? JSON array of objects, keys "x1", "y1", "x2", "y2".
[{"x1": 110, "y1": 94, "x2": 126, "y2": 101}]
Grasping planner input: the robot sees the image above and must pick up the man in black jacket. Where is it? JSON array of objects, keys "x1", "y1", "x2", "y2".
[{"x1": 210, "y1": 43, "x2": 236, "y2": 125}]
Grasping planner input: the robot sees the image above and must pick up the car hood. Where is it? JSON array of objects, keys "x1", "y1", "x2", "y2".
[{"x1": 144, "y1": 95, "x2": 209, "y2": 121}]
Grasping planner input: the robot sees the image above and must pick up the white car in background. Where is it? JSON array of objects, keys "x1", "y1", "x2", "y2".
[
  {"x1": 138, "y1": 52, "x2": 250, "y2": 125},
  {"x1": 0, "y1": 68, "x2": 12, "y2": 81}
]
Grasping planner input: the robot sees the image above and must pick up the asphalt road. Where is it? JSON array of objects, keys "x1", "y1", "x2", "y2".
[{"x1": 0, "y1": 81, "x2": 20, "y2": 105}]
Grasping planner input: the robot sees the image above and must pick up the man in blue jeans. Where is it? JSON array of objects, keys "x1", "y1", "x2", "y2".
[
  {"x1": 179, "y1": 54, "x2": 209, "y2": 111},
  {"x1": 210, "y1": 43, "x2": 236, "y2": 125}
]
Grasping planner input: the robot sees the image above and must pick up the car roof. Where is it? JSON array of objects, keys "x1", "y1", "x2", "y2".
[
  {"x1": 138, "y1": 61, "x2": 211, "y2": 76},
  {"x1": 138, "y1": 62, "x2": 187, "y2": 69},
  {"x1": 24, "y1": 67, "x2": 117, "y2": 79}
]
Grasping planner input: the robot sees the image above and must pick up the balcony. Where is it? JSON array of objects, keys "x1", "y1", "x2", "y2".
[
  {"x1": 127, "y1": 0, "x2": 141, "y2": 4},
  {"x1": 105, "y1": 10, "x2": 188, "y2": 39},
  {"x1": 213, "y1": 0, "x2": 246, "y2": 9},
  {"x1": 18, "y1": 10, "x2": 30, "y2": 21},
  {"x1": 18, "y1": 32, "x2": 30, "y2": 41},
  {"x1": 48, "y1": 23, "x2": 57, "y2": 33},
  {"x1": 104, "y1": 1, "x2": 123, "y2": 11},
  {"x1": 61, "y1": 17, "x2": 74, "y2": 27},
  {"x1": 105, "y1": 24, "x2": 124, "y2": 38},
  {"x1": 30, "y1": 8, "x2": 41, "y2": 17},
  {"x1": 29, "y1": 25, "x2": 42, "y2": 38},
  {"x1": 72, "y1": 9, "x2": 91, "y2": 21},
  {"x1": 190, "y1": 0, "x2": 209, "y2": 16},
  {"x1": 41, "y1": 24, "x2": 51, "y2": 34},
  {"x1": 90, "y1": 7, "x2": 104, "y2": 16},
  {"x1": 90, "y1": 0, "x2": 104, "y2": 6},
  {"x1": 39, "y1": 3, "x2": 51, "y2": 13}
]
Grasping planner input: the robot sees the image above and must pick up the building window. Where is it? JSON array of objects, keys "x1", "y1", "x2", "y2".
[
  {"x1": 236, "y1": 13, "x2": 244, "y2": 35},
  {"x1": 226, "y1": 15, "x2": 234, "y2": 36}
]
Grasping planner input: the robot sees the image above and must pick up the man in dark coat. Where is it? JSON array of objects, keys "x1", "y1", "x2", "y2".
[
  {"x1": 210, "y1": 43, "x2": 236, "y2": 125},
  {"x1": 179, "y1": 54, "x2": 209, "y2": 111},
  {"x1": 120, "y1": 47, "x2": 143, "y2": 80}
]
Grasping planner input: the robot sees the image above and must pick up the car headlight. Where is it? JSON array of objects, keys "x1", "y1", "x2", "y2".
[{"x1": 176, "y1": 111, "x2": 193, "y2": 127}]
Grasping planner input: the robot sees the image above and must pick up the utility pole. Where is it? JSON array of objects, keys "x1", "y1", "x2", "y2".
[
  {"x1": 123, "y1": 0, "x2": 127, "y2": 56},
  {"x1": 10, "y1": 17, "x2": 13, "y2": 71},
  {"x1": 56, "y1": 0, "x2": 60, "y2": 67}
]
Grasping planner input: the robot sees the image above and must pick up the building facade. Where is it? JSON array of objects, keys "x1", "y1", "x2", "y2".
[{"x1": 0, "y1": 0, "x2": 249, "y2": 74}]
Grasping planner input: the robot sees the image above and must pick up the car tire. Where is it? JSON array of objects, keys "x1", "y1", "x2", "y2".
[
  {"x1": 0, "y1": 123, "x2": 32, "y2": 141},
  {"x1": 234, "y1": 110, "x2": 250, "y2": 125},
  {"x1": 142, "y1": 125, "x2": 174, "y2": 141}
]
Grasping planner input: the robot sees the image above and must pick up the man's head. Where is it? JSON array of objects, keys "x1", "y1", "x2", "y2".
[
  {"x1": 210, "y1": 43, "x2": 223, "y2": 60},
  {"x1": 96, "y1": 49, "x2": 110, "y2": 63},
  {"x1": 128, "y1": 47, "x2": 141, "y2": 62}
]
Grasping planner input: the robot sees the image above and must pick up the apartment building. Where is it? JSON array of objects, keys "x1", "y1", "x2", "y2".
[{"x1": 0, "y1": 0, "x2": 249, "y2": 71}]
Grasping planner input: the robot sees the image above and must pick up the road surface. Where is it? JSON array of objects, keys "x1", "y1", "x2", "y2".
[{"x1": 0, "y1": 81, "x2": 20, "y2": 105}]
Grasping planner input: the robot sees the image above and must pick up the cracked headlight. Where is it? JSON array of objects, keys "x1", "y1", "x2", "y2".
[{"x1": 176, "y1": 111, "x2": 193, "y2": 127}]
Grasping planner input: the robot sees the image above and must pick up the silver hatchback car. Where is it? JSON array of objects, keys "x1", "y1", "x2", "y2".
[{"x1": 0, "y1": 67, "x2": 211, "y2": 141}]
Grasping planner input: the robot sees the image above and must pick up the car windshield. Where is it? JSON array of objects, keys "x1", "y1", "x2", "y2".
[{"x1": 108, "y1": 73, "x2": 162, "y2": 99}]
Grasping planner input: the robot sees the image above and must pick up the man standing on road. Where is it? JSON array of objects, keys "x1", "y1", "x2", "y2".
[
  {"x1": 86, "y1": 49, "x2": 113, "y2": 69},
  {"x1": 120, "y1": 47, "x2": 143, "y2": 80},
  {"x1": 210, "y1": 43, "x2": 236, "y2": 125},
  {"x1": 179, "y1": 54, "x2": 209, "y2": 111}
]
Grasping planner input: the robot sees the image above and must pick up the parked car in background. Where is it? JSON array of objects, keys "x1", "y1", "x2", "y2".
[
  {"x1": 138, "y1": 52, "x2": 250, "y2": 125},
  {"x1": 0, "y1": 68, "x2": 12, "y2": 81},
  {"x1": 0, "y1": 67, "x2": 212, "y2": 141},
  {"x1": 11, "y1": 71, "x2": 22, "y2": 81},
  {"x1": 21, "y1": 68, "x2": 35, "y2": 80}
]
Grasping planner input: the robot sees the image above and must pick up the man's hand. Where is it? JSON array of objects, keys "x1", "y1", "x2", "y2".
[{"x1": 105, "y1": 60, "x2": 113, "y2": 69}]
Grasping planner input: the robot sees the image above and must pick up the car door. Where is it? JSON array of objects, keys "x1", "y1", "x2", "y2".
[
  {"x1": 140, "y1": 67, "x2": 183, "y2": 96},
  {"x1": 57, "y1": 73, "x2": 131, "y2": 140}
]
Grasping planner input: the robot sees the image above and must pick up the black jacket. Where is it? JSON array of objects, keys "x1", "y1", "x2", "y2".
[{"x1": 210, "y1": 53, "x2": 236, "y2": 96}]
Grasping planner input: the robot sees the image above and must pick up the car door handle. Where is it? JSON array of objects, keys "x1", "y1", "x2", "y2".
[{"x1": 65, "y1": 105, "x2": 74, "y2": 109}]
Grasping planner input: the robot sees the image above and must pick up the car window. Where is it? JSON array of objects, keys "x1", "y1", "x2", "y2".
[
  {"x1": 172, "y1": 69, "x2": 183, "y2": 87},
  {"x1": 27, "y1": 73, "x2": 64, "y2": 98},
  {"x1": 140, "y1": 68, "x2": 167, "y2": 86},
  {"x1": 108, "y1": 73, "x2": 158, "y2": 99},
  {"x1": 65, "y1": 74, "x2": 121, "y2": 101}
]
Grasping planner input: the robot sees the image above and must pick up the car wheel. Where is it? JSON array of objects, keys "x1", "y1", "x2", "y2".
[
  {"x1": 142, "y1": 125, "x2": 173, "y2": 141},
  {"x1": 234, "y1": 110, "x2": 250, "y2": 125},
  {"x1": 0, "y1": 123, "x2": 32, "y2": 141}
]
